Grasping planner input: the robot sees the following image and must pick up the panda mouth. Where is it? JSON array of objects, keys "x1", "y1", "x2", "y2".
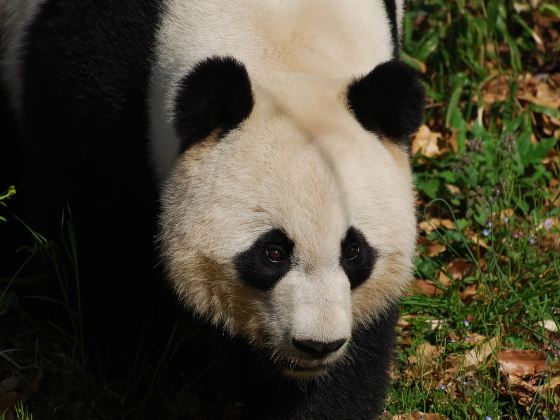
[
  {"x1": 281, "y1": 364, "x2": 328, "y2": 379},
  {"x1": 279, "y1": 361, "x2": 329, "y2": 378}
]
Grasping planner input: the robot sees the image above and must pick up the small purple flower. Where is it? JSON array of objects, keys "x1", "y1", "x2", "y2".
[
  {"x1": 482, "y1": 228, "x2": 490, "y2": 237},
  {"x1": 463, "y1": 319, "x2": 470, "y2": 327},
  {"x1": 504, "y1": 134, "x2": 516, "y2": 152},
  {"x1": 544, "y1": 219, "x2": 553, "y2": 230},
  {"x1": 529, "y1": 236, "x2": 536, "y2": 245},
  {"x1": 438, "y1": 383, "x2": 446, "y2": 391},
  {"x1": 467, "y1": 139, "x2": 483, "y2": 152},
  {"x1": 485, "y1": 416, "x2": 492, "y2": 420}
]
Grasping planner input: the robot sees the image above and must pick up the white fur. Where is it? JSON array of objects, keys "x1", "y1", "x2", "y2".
[{"x1": 0, "y1": 0, "x2": 47, "y2": 119}]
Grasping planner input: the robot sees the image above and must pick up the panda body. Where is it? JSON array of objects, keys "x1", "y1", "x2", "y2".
[{"x1": 1, "y1": 0, "x2": 424, "y2": 418}]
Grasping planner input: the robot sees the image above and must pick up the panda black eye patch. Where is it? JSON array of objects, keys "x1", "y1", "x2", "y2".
[
  {"x1": 340, "y1": 227, "x2": 377, "y2": 289},
  {"x1": 234, "y1": 229, "x2": 294, "y2": 291}
]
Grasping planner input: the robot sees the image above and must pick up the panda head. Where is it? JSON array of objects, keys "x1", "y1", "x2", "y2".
[{"x1": 160, "y1": 56, "x2": 424, "y2": 379}]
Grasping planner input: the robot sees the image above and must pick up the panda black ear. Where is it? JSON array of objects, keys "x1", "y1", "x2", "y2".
[
  {"x1": 347, "y1": 60, "x2": 425, "y2": 145},
  {"x1": 173, "y1": 56, "x2": 254, "y2": 152}
]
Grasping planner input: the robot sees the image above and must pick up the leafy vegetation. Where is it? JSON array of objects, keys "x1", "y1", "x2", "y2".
[{"x1": 388, "y1": 0, "x2": 560, "y2": 418}]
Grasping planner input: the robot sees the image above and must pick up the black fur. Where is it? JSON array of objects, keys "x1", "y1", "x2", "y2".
[
  {"x1": 235, "y1": 229, "x2": 294, "y2": 291},
  {"x1": 20, "y1": 0, "x2": 163, "y2": 362},
  {"x1": 174, "y1": 56, "x2": 254, "y2": 153},
  {"x1": 382, "y1": 0, "x2": 399, "y2": 58},
  {"x1": 340, "y1": 227, "x2": 378, "y2": 289},
  {"x1": 347, "y1": 60, "x2": 425, "y2": 145}
]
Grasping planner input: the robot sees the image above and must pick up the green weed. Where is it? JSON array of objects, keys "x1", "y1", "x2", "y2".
[
  {"x1": 388, "y1": 0, "x2": 560, "y2": 417},
  {"x1": 0, "y1": 401, "x2": 33, "y2": 420}
]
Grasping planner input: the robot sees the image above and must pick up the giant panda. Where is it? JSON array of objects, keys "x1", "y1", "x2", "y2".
[{"x1": 1, "y1": 0, "x2": 424, "y2": 418}]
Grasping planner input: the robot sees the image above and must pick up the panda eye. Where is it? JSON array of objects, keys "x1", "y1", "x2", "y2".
[
  {"x1": 265, "y1": 245, "x2": 286, "y2": 263},
  {"x1": 344, "y1": 243, "x2": 361, "y2": 261},
  {"x1": 340, "y1": 227, "x2": 377, "y2": 289}
]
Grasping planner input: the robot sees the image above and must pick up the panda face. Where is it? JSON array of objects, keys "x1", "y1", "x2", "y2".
[{"x1": 159, "y1": 67, "x2": 418, "y2": 378}]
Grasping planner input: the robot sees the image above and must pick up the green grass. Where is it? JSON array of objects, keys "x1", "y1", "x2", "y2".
[
  {"x1": 387, "y1": 0, "x2": 560, "y2": 417},
  {"x1": 1, "y1": 401, "x2": 33, "y2": 420}
]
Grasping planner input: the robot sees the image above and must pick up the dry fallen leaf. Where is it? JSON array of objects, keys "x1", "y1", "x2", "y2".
[
  {"x1": 408, "y1": 342, "x2": 443, "y2": 377},
  {"x1": 418, "y1": 221, "x2": 433, "y2": 234},
  {"x1": 447, "y1": 336, "x2": 499, "y2": 371},
  {"x1": 397, "y1": 317, "x2": 413, "y2": 347},
  {"x1": 499, "y1": 208, "x2": 515, "y2": 223},
  {"x1": 441, "y1": 219, "x2": 456, "y2": 230},
  {"x1": 542, "y1": 114, "x2": 560, "y2": 137},
  {"x1": 464, "y1": 332, "x2": 487, "y2": 345},
  {"x1": 418, "y1": 218, "x2": 455, "y2": 234},
  {"x1": 425, "y1": 319, "x2": 444, "y2": 331},
  {"x1": 397, "y1": 317, "x2": 411, "y2": 329},
  {"x1": 519, "y1": 81, "x2": 560, "y2": 109},
  {"x1": 501, "y1": 374, "x2": 538, "y2": 408},
  {"x1": 498, "y1": 350, "x2": 549, "y2": 376},
  {"x1": 468, "y1": 233, "x2": 489, "y2": 249},
  {"x1": 437, "y1": 271, "x2": 451, "y2": 287},
  {"x1": 412, "y1": 125, "x2": 444, "y2": 158},
  {"x1": 482, "y1": 75, "x2": 510, "y2": 106},
  {"x1": 500, "y1": 372, "x2": 560, "y2": 411},
  {"x1": 548, "y1": 376, "x2": 560, "y2": 395},
  {"x1": 461, "y1": 336, "x2": 499, "y2": 368},
  {"x1": 413, "y1": 279, "x2": 442, "y2": 297},
  {"x1": 445, "y1": 184, "x2": 461, "y2": 195},
  {"x1": 427, "y1": 243, "x2": 446, "y2": 257},
  {"x1": 447, "y1": 259, "x2": 472, "y2": 281},
  {"x1": 542, "y1": 320, "x2": 559, "y2": 333},
  {"x1": 400, "y1": 336, "x2": 412, "y2": 346},
  {"x1": 458, "y1": 284, "x2": 478, "y2": 302}
]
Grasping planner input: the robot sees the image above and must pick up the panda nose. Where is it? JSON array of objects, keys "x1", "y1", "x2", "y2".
[{"x1": 292, "y1": 338, "x2": 347, "y2": 358}]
